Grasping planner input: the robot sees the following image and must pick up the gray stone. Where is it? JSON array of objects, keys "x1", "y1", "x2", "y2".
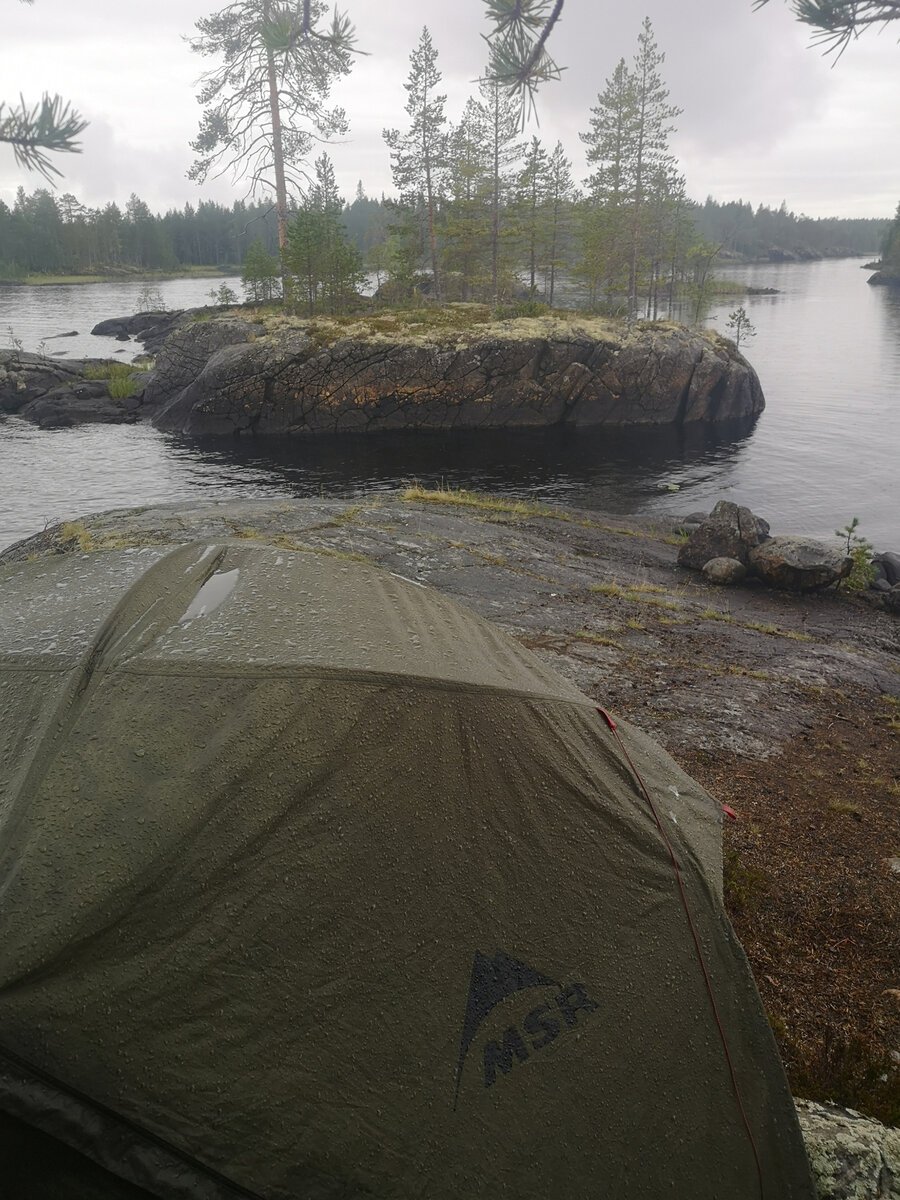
[
  {"x1": 750, "y1": 536, "x2": 852, "y2": 592},
  {"x1": 885, "y1": 583, "x2": 900, "y2": 614},
  {"x1": 0, "y1": 352, "x2": 117, "y2": 415},
  {"x1": 677, "y1": 500, "x2": 771, "y2": 570},
  {"x1": 795, "y1": 1098, "x2": 900, "y2": 1200},
  {"x1": 702, "y1": 556, "x2": 747, "y2": 585},
  {"x1": 873, "y1": 553, "x2": 900, "y2": 587}
]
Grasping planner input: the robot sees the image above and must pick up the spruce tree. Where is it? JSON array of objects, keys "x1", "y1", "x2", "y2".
[
  {"x1": 627, "y1": 19, "x2": 681, "y2": 317},
  {"x1": 517, "y1": 137, "x2": 550, "y2": 294},
  {"x1": 383, "y1": 29, "x2": 448, "y2": 301},
  {"x1": 543, "y1": 141, "x2": 574, "y2": 306},
  {"x1": 443, "y1": 99, "x2": 492, "y2": 300},
  {"x1": 282, "y1": 153, "x2": 362, "y2": 315},
  {"x1": 579, "y1": 22, "x2": 681, "y2": 317},
  {"x1": 242, "y1": 238, "x2": 282, "y2": 301}
]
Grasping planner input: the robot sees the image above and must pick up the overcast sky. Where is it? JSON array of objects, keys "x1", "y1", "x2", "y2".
[{"x1": 2, "y1": 0, "x2": 898, "y2": 220}]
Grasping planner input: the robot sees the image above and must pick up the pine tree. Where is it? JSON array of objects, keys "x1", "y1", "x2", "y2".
[
  {"x1": 542, "y1": 141, "x2": 574, "y2": 306},
  {"x1": 1, "y1": 4, "x2": 87, "y2": 181},
  {"x1": 383, "y1": 29, "x2": 449, "y2": 301},
  {"x1": 754, "y1": 0, "x2": 900, "y2": 56},
  {"x1": 579, "y1": 22, "x2": 681, "y2": 316},
  {"x1": 475, "y1": 71, "x2": 525, "y2": 303},
  {"x1": 188, "y1": 1, "x2": 356, "y2": 257}
]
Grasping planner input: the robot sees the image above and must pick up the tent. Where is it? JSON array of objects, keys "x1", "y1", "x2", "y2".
[{"x1": 0, "y1": 541, "x2": 815, "y2": 1199}]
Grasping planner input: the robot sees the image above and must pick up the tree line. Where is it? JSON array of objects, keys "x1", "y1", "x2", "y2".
[{"x1": 0, "y1": 17, "x2": 891, "y2": 317}]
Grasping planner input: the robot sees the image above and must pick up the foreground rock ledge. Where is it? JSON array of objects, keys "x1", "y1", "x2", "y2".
[
  {"x1": 2, "y1": 496, "x2": 896, "y2": 1200},
  {"x1": 143, "y1": 311, "x2": 765, "y2": 437}
]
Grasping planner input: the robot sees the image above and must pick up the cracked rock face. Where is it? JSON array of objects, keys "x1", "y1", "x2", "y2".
[
  {"x1": 142, "y1": 318, "x2": 267, "y2": 413},
  {"x1": 0, "y1": 351, "x2": 112, "y2": 415},
  {"x1": 147, "y1": 319, "x2": 765, "y2": 437}
]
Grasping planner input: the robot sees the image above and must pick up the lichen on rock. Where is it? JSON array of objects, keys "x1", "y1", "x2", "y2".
[
  {"x1": 795, "y1": 1099, "x2": 899, "y2": 1200},
  {"x1": 143, "y1": 311, "x2": 766, "y2": 438}
]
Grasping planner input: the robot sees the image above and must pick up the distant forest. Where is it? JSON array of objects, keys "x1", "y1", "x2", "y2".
[{"x1": 0, "y1": 185, "x2": 885, "y2": 282}]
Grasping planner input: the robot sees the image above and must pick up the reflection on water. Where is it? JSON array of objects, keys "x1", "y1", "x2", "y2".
[
  {"x1": 181, "y1": 418, "x2": 762, "y2": 510},
  {"x1": 1, "y1": 258, "x2": 898, "y2": 553}
]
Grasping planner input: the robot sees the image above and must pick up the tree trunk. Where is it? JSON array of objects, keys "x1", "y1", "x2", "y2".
[
  {"x1": 491, "y1": 88, "x2": 501, "y2": 305},
  {"x1": 263, "y1": 4, "x2": 290, "y2": 302}
]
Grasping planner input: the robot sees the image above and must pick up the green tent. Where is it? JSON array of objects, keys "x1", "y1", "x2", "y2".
[{"x1": 0, "y1": 542, "x2": 814, "y2": 1199}]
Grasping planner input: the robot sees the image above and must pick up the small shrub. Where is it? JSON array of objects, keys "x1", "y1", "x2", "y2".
[
  {"x1": 492, "y1": 299, "x2": 549, "y2": 321},
  {"x1": 208, "y1": 283, "x2": 239, "y2": 306},
  {"x1": 136, "y1": 284, "x2": 166, "y2": 313},
  {"x1": 724, "y1": 305, "x2": 757, "y2": 351},
  {"x1": 723, "y1": 849, "x2": 769, "y2": 912},
  {"x1": 835, "y1": 518, "x2": 875, "y2": 592}
]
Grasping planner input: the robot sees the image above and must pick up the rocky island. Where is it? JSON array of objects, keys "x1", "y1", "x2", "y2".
[{"x1": 1, "y1": 305, "x2": 765, "y2": 434}]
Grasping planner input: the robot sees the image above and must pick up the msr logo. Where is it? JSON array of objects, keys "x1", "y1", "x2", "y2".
[{"x1": 453, "y1": 950, "x2": 598, "y2": 1105}]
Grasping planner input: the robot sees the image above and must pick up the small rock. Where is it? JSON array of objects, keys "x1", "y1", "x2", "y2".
[
  {"x1": 678, "y1": 500, "x2": 770, "y2": 569},
  {"x1": 750, "y1": 537, "x2": 852, "y2": 592},
  {"x1": 702, "y1": 557, "x2": 747, "y2": 585}
]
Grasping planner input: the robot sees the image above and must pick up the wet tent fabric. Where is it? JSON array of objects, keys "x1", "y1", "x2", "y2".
[{"x1": 0, "y1": 543, "x2": 815, "y2": 1199}]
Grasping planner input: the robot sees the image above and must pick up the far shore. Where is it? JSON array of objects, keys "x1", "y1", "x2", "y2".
[{"x1": 0, "y1": 267, "x2": 240, "y2": 287}]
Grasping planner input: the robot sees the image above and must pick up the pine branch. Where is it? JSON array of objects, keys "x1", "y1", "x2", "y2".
[
  {"x1": 483, "y1": 0, "x2": 565, "y2": 119},
  {"x1": 753, "y1": 0, "x2": 900, "y2": 56},
  {"x1": 0, "y1": 93, "x2": 88, "y2": 181}
]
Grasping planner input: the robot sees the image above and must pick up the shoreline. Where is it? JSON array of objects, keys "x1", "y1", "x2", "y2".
[{"x1": 0, "y1": 267, "x2": 239, "y2": 287}]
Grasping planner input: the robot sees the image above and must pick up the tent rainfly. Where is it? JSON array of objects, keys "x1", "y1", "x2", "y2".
[{"x1": 0, "y1": 542, "x2": 816, "y2": 1199}]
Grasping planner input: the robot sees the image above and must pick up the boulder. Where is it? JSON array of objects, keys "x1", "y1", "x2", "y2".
[
  {"x1": 91, "y1": 310, "x2": 195, "y2": 357},
  {"x1": 885, "y1": 583, "x2": 900, "y2": 615},
  {"x1": 702, "y1": 557, "x2": 747, "y2": 585},
  {"x1": 678, "y1": 500, "x2": 771, "y2": 570},
  {"x1": 872, "y1": 553, "x2": 900, "y2": 588},
  {"x1": 749, "y1": 537, "x2": 852, "y2": 592},
  {"x1": 18, "y1": 382, "x2": 139, "y2": 428},
  {"x1": 794, "y1": 1098, "x2": 900, "y2": 1200},
  {"x1": 0, "y1": 352, "x2": 114, "y2": 414}
]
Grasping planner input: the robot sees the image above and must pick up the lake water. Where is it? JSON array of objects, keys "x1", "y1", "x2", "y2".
[{"x1": 1, "y1": 259, "x2": 898, "y2": 554}]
